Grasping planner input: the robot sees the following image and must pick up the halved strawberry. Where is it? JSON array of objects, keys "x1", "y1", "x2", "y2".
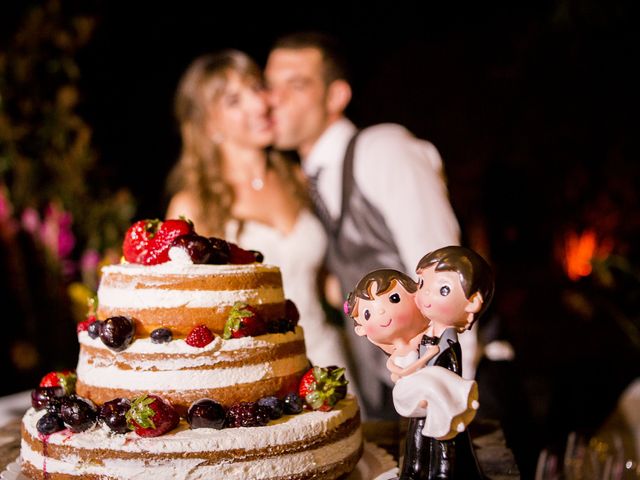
[
  {"x1": 122, "y1": 219, "x2": 193, "y2": 265},
  {"x1": 40, "y1": 370, "x2": 77, "y2": 395},
  {"x1": 298, "y1": 366, "x2": 348, "y2": 412},
  {"x1": 223, "y1": 302, "x2": 267, "y2": 339},
  {"x1": 126, "y1": 394, "x2": 179, "y2": 437}
]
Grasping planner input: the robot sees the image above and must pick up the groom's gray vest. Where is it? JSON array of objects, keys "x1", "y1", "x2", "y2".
[{"x1": 310, "y1": 131, "x2": 405, "y2": 420}]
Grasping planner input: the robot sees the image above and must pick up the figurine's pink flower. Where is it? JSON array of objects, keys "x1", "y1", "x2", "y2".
[{"x1": 343, "y1": 300, "x2": 350, "y2": 315}]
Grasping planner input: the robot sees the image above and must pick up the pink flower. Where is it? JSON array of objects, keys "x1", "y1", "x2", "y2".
[
  {"x1": 21, "y1": 207, "x2": 41, "y2": 234},
  {"x1": 41, "y1": 203, "x2": 75, "y2": 260},
  {"x1": 81, "y1": 249, "x2": 100, "y2": 273}
]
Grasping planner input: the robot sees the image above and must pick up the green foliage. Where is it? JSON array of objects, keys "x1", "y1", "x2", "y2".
[{"x1": 0, "y1": 0, "x2": 134, "y2": 256}]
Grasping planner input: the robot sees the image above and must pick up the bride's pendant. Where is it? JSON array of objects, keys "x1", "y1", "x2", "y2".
[{"x1": 251, "y1": 177, "x2": 264, "y2": 191}]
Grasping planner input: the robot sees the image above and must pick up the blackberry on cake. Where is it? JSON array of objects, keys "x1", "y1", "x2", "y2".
[
  {"x1": 225, "y1": 401, "x2": 271, "y2": 428},
  {"x1": 60, "y1": 395, "x2": 97, "y2": 433}
]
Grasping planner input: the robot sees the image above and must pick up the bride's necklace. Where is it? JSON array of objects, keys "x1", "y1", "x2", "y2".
[
  {"x1": 251, "y1": 176, "x2": 264, "y2": 191},
  {"x1": 228, "y1": 156, "x2": 268, "y2": 191},
  {"x1": 250, "y1": 159, "x2": 269, "y2": 191}
]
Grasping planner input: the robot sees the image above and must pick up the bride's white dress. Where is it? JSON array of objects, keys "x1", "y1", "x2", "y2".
[{"x1": 226, "y1": 210, "x2": 349, "y2": 371}]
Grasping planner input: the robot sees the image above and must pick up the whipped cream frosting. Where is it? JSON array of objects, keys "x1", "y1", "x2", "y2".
[
  {"x1": 98, "y1": 285, "x2": 284, "y2": 309},
  {"x1": 77, "y1": 353, "x2": 309, "y2": 390},
  {"x1": 79, "y1": 328, "x2": 303, "y2": 354},
  {"x1": 23, "y1": 397, "x2": 358, "y2": 454},
  {"x1": 22, "y1": 428, "x2": 361, "y2": 480},
  {"x1": 77, "y1": 328, "x2": 304, "y2": 371},
  {"x1": 102, "y1": 262, "x2": 280, "y2": 276}
]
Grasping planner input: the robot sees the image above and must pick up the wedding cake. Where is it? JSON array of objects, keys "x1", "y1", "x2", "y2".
[{"x1": 20, "y1": 219, "x2": 362, "y2": 479}]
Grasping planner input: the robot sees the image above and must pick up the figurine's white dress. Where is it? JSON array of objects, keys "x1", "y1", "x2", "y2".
[
  {"x1": 226, "y1": 210, "x2": 349, "y2": 370},
  {"x1": 393, "y1": 365, "x2": 479, "y2": 440}
]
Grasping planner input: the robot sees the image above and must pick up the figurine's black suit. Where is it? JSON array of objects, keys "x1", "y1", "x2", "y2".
[{"x1": 399, "y1": 328, "x2": 484, "y2": 480}]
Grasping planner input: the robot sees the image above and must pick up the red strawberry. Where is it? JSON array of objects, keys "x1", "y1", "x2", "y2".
[
  {"x1": 40, "y1": 370, "x2": 77, "y2": 395},
  {"x1": 125, "y1": 394, "x2": 179, "y2": 437},
  {"x1": 223, "y1": 302, "x2": 267, "y2": 339},
  {"x1": 122, "y1": 219, "x2": 193, "y2": 265},
  {"x1": 298, "y1": 366, "x2": 348, "y2": 412},
  {"x1": 228, "y1": 242, "x2": 261, "y2": 264},
  {"x1": 185, "y1": 325, "x2": 215, "y2": 347},
  {"x1": 77, "y1": 315, "x2": 97, "y2": 333}
]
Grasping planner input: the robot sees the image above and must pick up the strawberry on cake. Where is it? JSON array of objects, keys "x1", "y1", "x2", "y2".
[{"x1": 20, "y1": 219, "x2": 362, "y2": 480}]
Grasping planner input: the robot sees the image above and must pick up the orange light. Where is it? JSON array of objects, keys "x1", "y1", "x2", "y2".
[{"x1": 563, "y1": 230, "x2": 612, "y2": 281}]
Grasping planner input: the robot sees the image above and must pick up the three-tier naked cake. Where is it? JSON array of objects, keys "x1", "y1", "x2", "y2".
[{"x1": 20, "y1": 219, "x2": 362, "y2": 480}]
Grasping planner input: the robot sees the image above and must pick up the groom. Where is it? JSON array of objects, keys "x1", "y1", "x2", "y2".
[{"x1": 265, "y1": 32, "x2": 462, "y2": 420}]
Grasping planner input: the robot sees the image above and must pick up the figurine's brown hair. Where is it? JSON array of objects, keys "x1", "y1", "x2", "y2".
[
  {"x1": 416, "y1": 246, "x2": 494, "y2": 323},
  {"x1": 347, "y1": 269, "x2": 417, "y2": 319}
]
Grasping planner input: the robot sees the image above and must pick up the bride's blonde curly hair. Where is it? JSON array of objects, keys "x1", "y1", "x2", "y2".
[{"x1": 167, "y1": 50, "x2": 306, "y2": 237}]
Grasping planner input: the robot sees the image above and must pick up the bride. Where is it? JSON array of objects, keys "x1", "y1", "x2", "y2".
[{"x1": 166, "y1": 50, "x2": 348, "y2": 372}]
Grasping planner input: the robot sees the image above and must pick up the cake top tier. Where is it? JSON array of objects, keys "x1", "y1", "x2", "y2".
[
  {"x1": 102, "y1": 262, "x2": 280, "y2": 276},
  {"x1": 97, "y1": 261, "x2": 287, "y2": 338}
]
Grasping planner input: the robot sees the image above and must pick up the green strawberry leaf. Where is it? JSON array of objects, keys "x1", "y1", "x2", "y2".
[
  {"x1": 144, "y1": 219, "x2": 161, "y2": 239},
  {"x1": 305, "y1": 391, "x2": 325, "y2": 410},
  {"x1": 126, "y1": 395, "x2": 157, "y2": 430},
  {"x1": 178, "y1": 215, "x2": 194, "y2": 228},
  {"x1": 59, "y1": 372, "x2": 77, "y2": 396},
  {"x1": 223, "y1": 302, "x2": 255, "y2": 339}
]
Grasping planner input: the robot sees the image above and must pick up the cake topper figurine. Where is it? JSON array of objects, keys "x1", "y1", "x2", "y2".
[{"x1": 347, "y1": 246, "x2": 494, "y2": 480}]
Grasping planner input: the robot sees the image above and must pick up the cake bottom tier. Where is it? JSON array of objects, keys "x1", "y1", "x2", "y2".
[{"x1": 21, "y1": 397, "x2": 362, "y2": 480}]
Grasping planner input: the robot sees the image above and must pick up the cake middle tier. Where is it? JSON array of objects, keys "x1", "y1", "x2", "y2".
[
  {"x1": 97, "y1": 263, "x2": 287, "y2": 337},
  {"x1": 76, "y1": 328, "x2": 309, "y2": 414}
]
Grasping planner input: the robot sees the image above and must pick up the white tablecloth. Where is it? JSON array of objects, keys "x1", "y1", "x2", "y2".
[{"x1": 0, "y1": 391, "x2": 30, "y2": 429}]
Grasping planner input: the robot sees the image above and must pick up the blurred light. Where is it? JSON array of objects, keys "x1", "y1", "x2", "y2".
[{"x1": 563, "y1": 230, "x2": 612, "y2": 281}]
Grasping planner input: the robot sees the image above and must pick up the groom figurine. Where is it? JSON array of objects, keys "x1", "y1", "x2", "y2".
[{"x1": 400, "y1": 246, "x2": 494, "y2": 479}]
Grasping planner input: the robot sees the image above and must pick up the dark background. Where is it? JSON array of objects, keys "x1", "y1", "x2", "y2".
[{"x1": 2, "y1": 1, "x2": 640, "y2": 477}]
